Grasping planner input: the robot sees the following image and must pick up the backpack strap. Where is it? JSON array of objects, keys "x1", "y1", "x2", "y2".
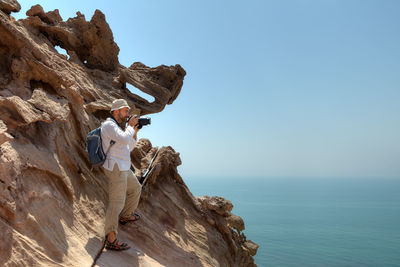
[
  {"x1": 105, "y1": 140, "x2": 116, "y2": 155},
  {"x1": 104, "y1": 118, "x2": 118, "y2": 156}
]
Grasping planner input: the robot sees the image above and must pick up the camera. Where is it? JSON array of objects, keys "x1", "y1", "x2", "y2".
[
  {"x1": 127, "y1": 115, "x2": 151, "y2": 129},
  {"x1": 138, "y1": 117, "x2": 151, "y2": 129}
]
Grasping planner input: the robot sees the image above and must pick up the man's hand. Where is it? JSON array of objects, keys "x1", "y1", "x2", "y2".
[{"x1": 128, "y1": 115, "x2": 138, "y2": 127}]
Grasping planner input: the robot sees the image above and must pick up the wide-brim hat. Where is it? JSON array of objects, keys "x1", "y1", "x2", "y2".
[{"x1": 110, "y1": 99, "x2": 130, "y2": 112}]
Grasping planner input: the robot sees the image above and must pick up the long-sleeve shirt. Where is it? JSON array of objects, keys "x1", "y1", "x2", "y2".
[{"x1": 101, "y1": 117, "x2": 136, "y2": 171}]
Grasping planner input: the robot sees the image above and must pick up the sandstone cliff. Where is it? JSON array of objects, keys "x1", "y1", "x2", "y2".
[{"x1": 0, "y1": 2, "x2": 259, "y2": 266}]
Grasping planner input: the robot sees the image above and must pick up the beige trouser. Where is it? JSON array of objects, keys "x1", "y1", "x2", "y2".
[{"x1": 103, "y1": 163, "x2": 142, "y2": 237}]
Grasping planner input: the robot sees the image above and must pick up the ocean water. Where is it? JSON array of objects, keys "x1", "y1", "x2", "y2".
[{"x1": 184, "y1": 176, "x2": 400, "y2": 267}]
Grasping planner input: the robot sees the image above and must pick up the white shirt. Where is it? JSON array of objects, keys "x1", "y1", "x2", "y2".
[{"x1": 101, "y1": 118, "x2": 137, "y2": 171}]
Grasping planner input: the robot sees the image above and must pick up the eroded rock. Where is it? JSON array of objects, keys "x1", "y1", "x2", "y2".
[
  {"x1": 0, "y1": 0, "x2": 21, "y2": 15},
  {"x1": 227, "y1": 213, "x2": 245, "y2": 234},
  {"x1": 197, "y1": 196, "x2": 234, "y2": 217},
  {"x1": 0, "y1": 120, "x2": 13, "y2": 145},
  {"x1": 244, "y1": 240, "x2": 260, "y2": 257}
]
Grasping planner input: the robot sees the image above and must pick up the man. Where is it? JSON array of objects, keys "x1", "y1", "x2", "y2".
[{"x1": 101, "y1": 99, "x2": 142, "y2": 251}]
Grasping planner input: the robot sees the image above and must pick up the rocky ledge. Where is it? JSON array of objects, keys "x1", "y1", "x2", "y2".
[{"x1": 0, "y1": 1, "x2": 259, "y2": 266}]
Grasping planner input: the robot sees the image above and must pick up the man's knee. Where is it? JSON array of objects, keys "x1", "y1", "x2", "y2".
[
  {"x1": 108, "y1": 187, "x2": 126, "y2": 204},
  {"x1": 126, "y1": 173, "x2": 141, "y2": 192}
]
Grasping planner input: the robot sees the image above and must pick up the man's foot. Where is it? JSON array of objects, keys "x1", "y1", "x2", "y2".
[
  {"x1": 119, "y1": 212, "x2": 141, "y2": 225},
  {"x1": 105, "y1": 235, "x2": 130, "y2": 251}
]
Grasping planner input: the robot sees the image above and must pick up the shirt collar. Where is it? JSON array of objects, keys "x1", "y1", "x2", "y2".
[{"x1": 109, "y1": 116, "x2": 124, "y2": 130}]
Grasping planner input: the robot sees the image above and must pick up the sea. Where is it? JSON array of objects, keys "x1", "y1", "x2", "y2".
[{"x1": 184, "y1": 176, "x2": 400, "y2": 267}]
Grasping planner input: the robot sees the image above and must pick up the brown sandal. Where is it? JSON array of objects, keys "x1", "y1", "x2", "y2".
[
  {"x1": 105, "y1": 235, "x2": 130, "y2": 251},
  {"x1": 119, "y1": 212, "x2": 141, "y2": 225}
]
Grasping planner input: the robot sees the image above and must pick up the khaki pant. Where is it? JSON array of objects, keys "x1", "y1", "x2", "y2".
[{"x1": 103, "y1": 163, "x2": 142, "y2": 237}]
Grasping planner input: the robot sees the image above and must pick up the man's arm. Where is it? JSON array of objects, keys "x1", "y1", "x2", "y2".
[
  {"x1": 128, "y1": 117, "x2": 140, "y2": 151},
  {"x1": 133, "y1": 124, "x2": 140, "y2": 141},
  {"x1": 128, "y1": 116, "x2": 140, "y2": 141}
]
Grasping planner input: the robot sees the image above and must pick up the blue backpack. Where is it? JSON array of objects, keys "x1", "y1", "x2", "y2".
[{"x1": 86, "y1": 126, "x2": 115, "y2": 167}]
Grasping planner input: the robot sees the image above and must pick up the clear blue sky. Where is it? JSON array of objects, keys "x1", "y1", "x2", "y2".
[{"x1": 15, "y1": 1, "x2": 400, "y2": 178}]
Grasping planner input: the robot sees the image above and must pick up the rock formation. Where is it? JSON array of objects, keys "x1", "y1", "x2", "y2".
[{"x1": 0, "y1": 1, "x2": 259, "y2": 266}]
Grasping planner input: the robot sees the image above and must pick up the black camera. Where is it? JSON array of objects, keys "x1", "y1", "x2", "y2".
[
  {"x1": 127, "y1": 115, "x2": 151, "y2": 129},
  {"x1": 138, "y1": 117, "x2": 151, "y2": 129}
]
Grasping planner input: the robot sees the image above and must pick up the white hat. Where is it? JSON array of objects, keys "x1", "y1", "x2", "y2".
[{"x1": 110, "y1": 99, "x2": 130, "y2": 112}]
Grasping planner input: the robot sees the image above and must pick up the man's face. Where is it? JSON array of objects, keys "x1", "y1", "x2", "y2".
[{"x1": 116, "y1": 107, "x2": 130, "y2": 121}]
